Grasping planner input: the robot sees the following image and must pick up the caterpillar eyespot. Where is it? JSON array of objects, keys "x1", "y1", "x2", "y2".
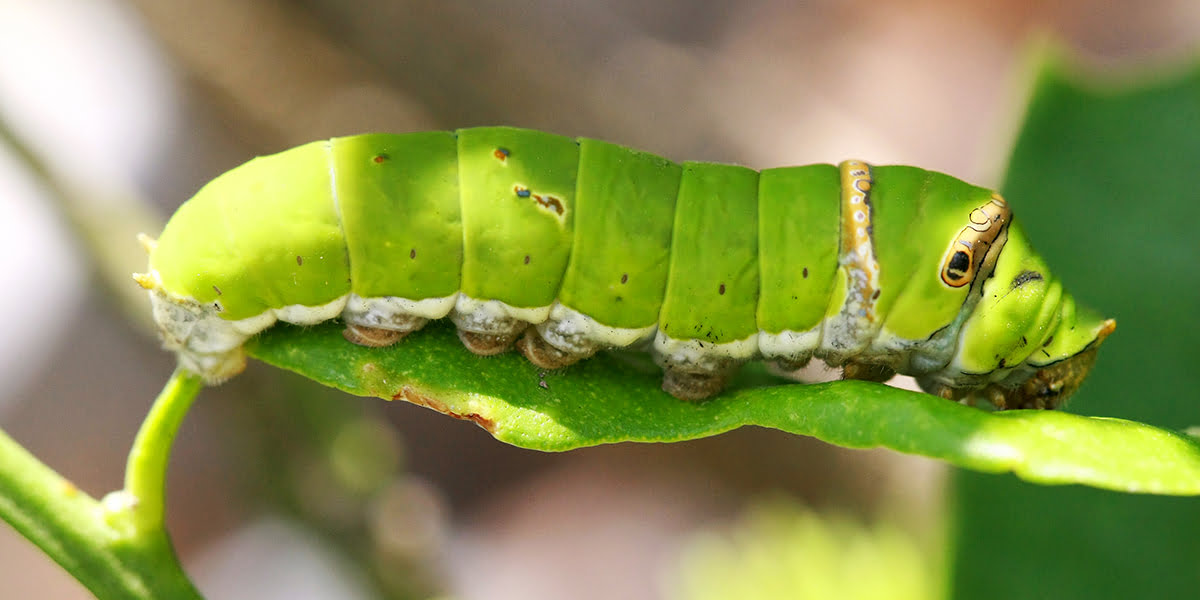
[{"x1": 138, "y1": 126, "x2": 1115, "y2": 409}]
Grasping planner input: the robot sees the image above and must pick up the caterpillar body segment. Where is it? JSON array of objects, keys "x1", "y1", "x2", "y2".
[{"x1": 140, "y1": 126, "x2": 1115, "y2": 409}]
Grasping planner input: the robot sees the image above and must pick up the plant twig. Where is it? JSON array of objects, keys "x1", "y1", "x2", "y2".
[
  {"x1": 0, "y1": 369, "x2": 205, "y2": 599},
  {"x1": 113, "y1": 368, "x2": 204, "y2": 536}
]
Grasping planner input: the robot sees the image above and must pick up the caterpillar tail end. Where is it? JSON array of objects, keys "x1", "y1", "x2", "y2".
[{"x1": 178, "y1": 349, "x2": 247, "y2": 386}]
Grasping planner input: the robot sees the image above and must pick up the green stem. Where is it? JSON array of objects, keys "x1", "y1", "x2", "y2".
[
  {"x1": 0, "y1": 369, "x2": 205, "y2": 599},
  {"x1": 119, "y1": 368, "x2": 204, "y2": 535}
]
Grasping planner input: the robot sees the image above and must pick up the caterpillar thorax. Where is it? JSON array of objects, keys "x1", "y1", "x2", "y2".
[{"x1": 136, "y1": 127, "x2": 1114, "y2": 409}]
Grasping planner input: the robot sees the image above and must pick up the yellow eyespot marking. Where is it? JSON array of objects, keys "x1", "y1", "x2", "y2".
[{"x1": 940, "y1": 193, "x2": 1011, "y2": 288}]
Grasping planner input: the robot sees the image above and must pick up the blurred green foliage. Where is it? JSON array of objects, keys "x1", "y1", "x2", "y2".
[{"x1": 667, "y1": 499, "x2": 943, "y2": 600}]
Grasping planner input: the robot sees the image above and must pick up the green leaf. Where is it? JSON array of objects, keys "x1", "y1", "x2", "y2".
[
  {"x1": 950, "y1": 52, "x2": 1200, "y2": 597},
  {"x1": 244, "y1": 320, "x2": 1200, "y2": 495}
]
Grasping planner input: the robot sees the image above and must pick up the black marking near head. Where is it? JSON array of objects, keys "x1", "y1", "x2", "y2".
[{"x1": 1011, "y1": 270, "x2": 1044, "y2": 289}]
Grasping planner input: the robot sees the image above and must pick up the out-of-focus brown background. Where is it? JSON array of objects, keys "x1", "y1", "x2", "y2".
[{"x1": 1, "y1": 1, "x2": 1197, "y2": 598}]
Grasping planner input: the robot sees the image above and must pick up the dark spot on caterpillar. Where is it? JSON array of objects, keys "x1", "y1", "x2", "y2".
[
  {"x1": 213, "y1": 302, "x2": 221, "y2": 311},
  {"x1": 615, "y1": 296, "x2": 623, "y2": 302},
  {"x1": 620, "y1": 273, "x2": 629, "y2": 284},
  {"x1": 719, "y1": 283, "x2": 726, "y2": 295},
  {"x1": 1020, "y1": 336, "x2": 1028, "y2": 346},
  {"x1": 296, "y1": 255, "x2": 303, "y2": 266},
  {"x1": 524, "y1": 255, "x2": 531, "y2": 265},
  {"x1": 1041, "y1": 349, "x2": 1051, "y2": 357},
  {"x1": 803, "y1": 267, "x2": 809, "y2": 278},
  {"x1": 998, "y1": 358, "x2": 1007, "y2": 368},
  {"x1": 1044, "y1": 335, "x2": 1054, "y2": 345},
  {"x1": 1012, "y1": 270, "x2": 1043, "y2": 289},
  {"x1": 494, "y1": 147, "x2": 510, "y2": 161},
  {"x1": 410, "y1": 248, "x2": 417, "y2": 259},
  {"x1": 536, "y1": 195, "x2": 565, "y2": 216},
  {"x1": 372, "y1": 154, "x2": 388, "y2": 164},
  {"x1": 513, "y1": 185, "x2": 565, "y2": 216},
  {"x1": 213, "y1": 285, "x2": 222, "y2": 295},
  {"x1": 871, "y1": 289, "x2": 881, "y2": 300}
]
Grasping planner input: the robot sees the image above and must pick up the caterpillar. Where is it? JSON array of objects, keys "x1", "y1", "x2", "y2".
[{"x1": 135, "y1": 126, "x2": 1115, "y2": 409}]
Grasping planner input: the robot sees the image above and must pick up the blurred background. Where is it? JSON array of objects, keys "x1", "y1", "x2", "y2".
[{"x1": 1, "y1": 1, "x2": 1198, "y2": 598}]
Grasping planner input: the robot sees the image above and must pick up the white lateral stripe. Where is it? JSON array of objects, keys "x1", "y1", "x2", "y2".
[
  {"x1": 653, "y1": 331, "x2": 758, "y2": 367},
  {"x1": 541, "y1": 302, "x2": 656, "y2": 349},
  {"x1": 453, "y1": 295, "x2": 552, "y2": 329},
  {"x1": 758, "y1": 327, "x2": 822, "y2": 361},
  {"x1": 345, "y1": 293, "x2": 458, "y2": 322}
]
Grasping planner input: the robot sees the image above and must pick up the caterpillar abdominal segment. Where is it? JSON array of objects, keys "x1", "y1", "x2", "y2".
[{"x1": 139, "y1": 127, "x2": 1115, "y2": 409}]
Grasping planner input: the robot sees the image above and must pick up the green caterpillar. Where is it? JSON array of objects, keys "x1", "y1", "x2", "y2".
[{"x1": 136, "y1": 126, "x2": 1115, "y2": 409}]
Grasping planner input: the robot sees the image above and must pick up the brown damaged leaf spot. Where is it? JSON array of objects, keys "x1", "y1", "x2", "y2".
[{"x1": 392, "y1": 386, "x2": 496, "y2": 433}]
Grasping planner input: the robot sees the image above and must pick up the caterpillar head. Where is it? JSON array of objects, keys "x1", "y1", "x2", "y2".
[{"x1": 933, "y1": 220, "x2": 1116, "y2": 409}]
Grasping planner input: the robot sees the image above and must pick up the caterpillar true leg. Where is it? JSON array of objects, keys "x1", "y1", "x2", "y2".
[{"x1": 841, "y1": 361, "x2": 896, "y2": 383}]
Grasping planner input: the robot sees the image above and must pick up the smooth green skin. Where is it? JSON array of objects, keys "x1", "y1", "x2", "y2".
[
  {"x1": 871, "y1": 168, "x2": 992, "y2": 341},
  {"x1": 559, "y1": 138, "x2": 682, "y2": 329},
  {"x1": 457, "y1": 127, "x2": 578, "y2": 309},
  {"x1": 244, "y1": 320, "x2": 1200, "y2": 496},
  {"x1": 658, "y1": 162, "x2": 761, "y2": 344},
  {"x1": 958, "y1": 222, "x2": 1106, "y2": 370},
  {"x1": 756, "y1": 165, "x2": 840, "y2": 334},
  {"x1": 336, "y1": 132, "x2": 463, "y2": 300},
  {"x1": 152, "y1": 141, "x2": 350, "y2": 320},
  {"x1": 959, "y1": 223, "x2": 1059, "y2": 370}
]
